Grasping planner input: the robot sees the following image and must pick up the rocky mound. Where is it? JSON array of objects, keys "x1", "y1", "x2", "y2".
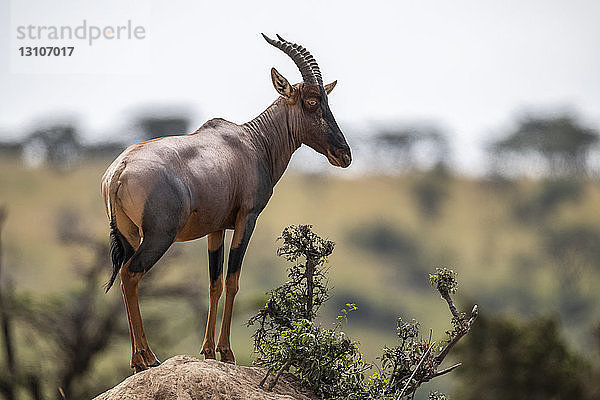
[{"x1": 93, "y1": 355, "x2": 318, "y2": 400}]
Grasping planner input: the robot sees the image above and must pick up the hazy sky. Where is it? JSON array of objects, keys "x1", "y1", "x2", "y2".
[{"x1": 1, "y1": 0, "x2": 600, "y2": 173}]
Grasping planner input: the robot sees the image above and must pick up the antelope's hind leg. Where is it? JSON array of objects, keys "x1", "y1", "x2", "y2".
[
  {"x1": 201, "y1": 230, "x2": 225, "y2": 359},
  {"x1": 121, "y1": 228, "x2": 177, "y2": 372},
  {"x1": 118, "y1": 175, "x2": 189, "y2": 372}
]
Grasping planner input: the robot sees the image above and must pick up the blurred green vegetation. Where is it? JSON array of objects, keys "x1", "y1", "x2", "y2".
[
  {"x1": 454, "y1": 314, "x2": 600, "y2": 399},
  {"x1": 1, "y1": 153, "x2": 600, "y2": 398}
]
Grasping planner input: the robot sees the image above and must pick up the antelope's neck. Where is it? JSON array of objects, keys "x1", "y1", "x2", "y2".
[{"x1": 243, "y1": 98, "x2": 302, "y2": 184}]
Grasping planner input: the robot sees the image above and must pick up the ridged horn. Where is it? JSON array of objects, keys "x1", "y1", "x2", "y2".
[
  {"x1": 275, "y1": 34, "x2": 323, "y2": 87},
  {"x1": 261, "y1": 33, "x2": 319, "y2": 86}
]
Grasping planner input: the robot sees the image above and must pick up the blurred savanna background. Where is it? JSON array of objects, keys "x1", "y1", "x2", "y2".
[{"x1": 1, "y1": 1, "x2": 600, "y2": 399}]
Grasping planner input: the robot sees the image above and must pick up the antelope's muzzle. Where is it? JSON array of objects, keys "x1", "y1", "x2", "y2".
[{"x1": 327, "y1": 147, "x2": 352, "y2": 168}]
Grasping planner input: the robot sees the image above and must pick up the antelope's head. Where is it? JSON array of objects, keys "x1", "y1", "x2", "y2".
[{"x1": 263, "y1": 33, "x2": 352, "y2": 168}]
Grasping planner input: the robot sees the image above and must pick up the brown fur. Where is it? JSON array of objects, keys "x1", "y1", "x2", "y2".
[{"x1": 102, "y1": 68, "x2": 351, "y2": 370}]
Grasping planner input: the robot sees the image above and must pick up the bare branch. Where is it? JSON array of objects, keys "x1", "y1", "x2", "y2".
[
  {"x1": 440, "y1": 291, "x2": 460, "y2": 319},
  {"x1": 397, "y1": 342, "x2": 436, "y2": 400},
  {"x1": 428, "y1": 363, "x2": 462, "y2": 380},
  {"x1": 435, "y1": 304, "x2": 478, "y2": 365},
  {"x1": 259, "y1": 367, "x2": 273, "y2": 388},
  {"x1": 267, "y1": 359, "x2": 292, "y2": 391}
]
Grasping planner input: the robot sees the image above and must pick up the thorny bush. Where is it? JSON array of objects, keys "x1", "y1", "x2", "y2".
[{"x1": 248, "y1": 226, "x2": 477, "y2": 400}]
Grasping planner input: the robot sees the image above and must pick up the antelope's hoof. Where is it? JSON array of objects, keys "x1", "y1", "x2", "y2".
[
  {"x1": 132, "y1": 361, "x2": 148, "y2": 373},
  {"x1": 216, "y1": 347, "x2": 236, "y2": 364},
  {"x1": 131, "y1": 352, "x2": 146, "y2": 373},
  {"x1": 131, "y1": 348, "x2": 160, "y2": 373},
  {"x1": 148, "y1": 359, "x2": 161, "y2": 367},
  {"x1": 201, "y1": 347, "x2": 217, "y2": 360}
]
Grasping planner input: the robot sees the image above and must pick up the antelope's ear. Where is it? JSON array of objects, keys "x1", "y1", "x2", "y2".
[
  {"x1": 324, "y1": 80, "x2": 337, "y2": 95},
  {"x1": 271, "y1": 67, "x2": 293, "y2": 98}
]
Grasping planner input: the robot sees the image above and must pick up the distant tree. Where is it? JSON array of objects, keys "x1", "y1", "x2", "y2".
[
  {"x1": 373, "y1": 130, "x2": 413, "y2": 171},
  {"x1": 490, "y1": 114, "x2": 598, "y2": 177},
  {"x1": 136, "y1": 116, "x2": 190, "y2": 141},
  {"x1": 372, "y1": 124, "x2": 450, "y2": 173},
  {"x1": 81, "y1": 142, "x2": 127, "y2": 160},
  {"x1": 22, "y1": 123, "x2": 82, "y2": 169},
  {"x1": 0, "y1": 140, "x2": 22, "y2": 158}
]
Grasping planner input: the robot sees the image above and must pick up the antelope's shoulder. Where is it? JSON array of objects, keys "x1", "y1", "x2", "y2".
[
  {"x1": 193, "y1": 118, "x2": 237, "y2": 133},
  {"x1": 192, "y1": 118, "x2": 246, "y2": 145}
]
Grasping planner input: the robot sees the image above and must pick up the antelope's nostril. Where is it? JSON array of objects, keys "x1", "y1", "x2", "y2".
[{"x1": 341, "y1": 153, "x2": 352, "y2": 168}]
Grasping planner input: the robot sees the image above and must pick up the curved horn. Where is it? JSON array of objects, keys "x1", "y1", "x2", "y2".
[
  {"x1": 275, "y1": 34, "x2": 323, "y2": 87},
  {"x1": 261, "y1": 33, "x2": 319, "y2": 86}
]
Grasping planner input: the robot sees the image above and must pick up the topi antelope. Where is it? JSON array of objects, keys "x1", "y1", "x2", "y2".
[{"x1": 101, "y1": 33, "x2": 351, "y2": 371}]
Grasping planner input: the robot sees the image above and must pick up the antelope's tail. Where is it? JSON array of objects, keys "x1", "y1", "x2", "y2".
[
  {"x1": 103, "y1": 161, "x2": 133, "y2": 293},
  {"x1": 106, "y1": 218, "x2": 132, "y2": 292}
]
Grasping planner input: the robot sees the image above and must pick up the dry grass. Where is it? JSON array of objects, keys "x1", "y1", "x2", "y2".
[{"x1": 2, "y1": 155, "x2": 600, "y2": 370}]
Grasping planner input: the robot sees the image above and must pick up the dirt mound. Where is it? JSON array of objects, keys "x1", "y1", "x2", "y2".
[{"x1": 93, "y1": 355, "x2": 317, "y2": 400}]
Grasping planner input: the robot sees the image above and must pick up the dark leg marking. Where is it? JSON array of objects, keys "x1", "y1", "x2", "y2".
[
  {"x1": 227, "y1": 246, "x2": 244, "y2": 278},
  {"x1": 208, "y1": 243, "x2": 224, "y2": 282},
  {"x1": 226, "y1": 215, "x2": 258, "y2": 278}
]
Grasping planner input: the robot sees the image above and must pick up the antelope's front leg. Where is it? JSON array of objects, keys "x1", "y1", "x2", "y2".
[
  {"x1": 216, "y1": 211, "x2": 258, "y2": 364},
  {"x1": 201, "y1": 230, "x2": 225, "y2": 359}
]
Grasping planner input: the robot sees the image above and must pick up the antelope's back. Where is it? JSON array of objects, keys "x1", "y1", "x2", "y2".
[{"x1": 102, "y1": 120, "x2": 265, "y2": 237}]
